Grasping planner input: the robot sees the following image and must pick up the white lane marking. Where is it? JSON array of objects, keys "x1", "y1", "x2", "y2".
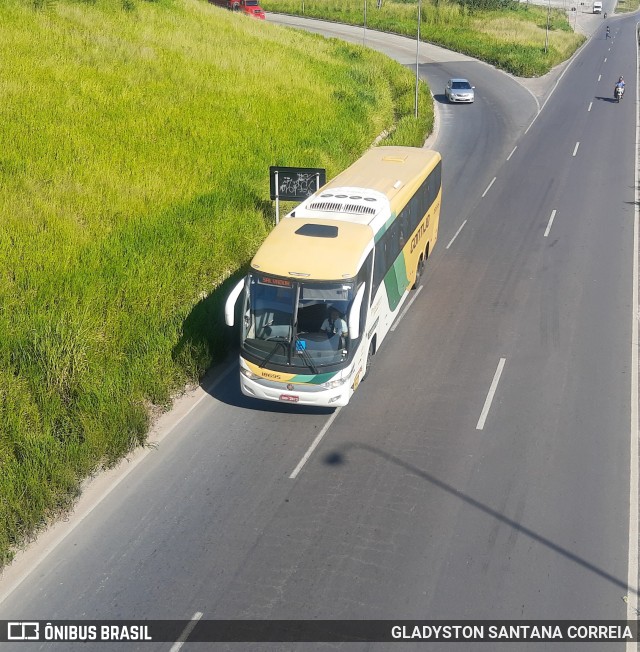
[
  {"x1": 170, "y1": 612, "x2": 203, "y2": 652},
  {"x1": 446, "y1": 220, "x2": 468, "y2": 249},
  {"x1": 482, "y1": 177, "x2": 496, "y2": 197},
  {"x1": 476, "y1": 358, "x2": 506, "y2": 430},
  {"x1": 572, "y1": 142, "x2": 580, "y2": 157},
  {"x1": 524, "y1": 38, "x2": 585, "y2": 134},
  {"x1": 626, "y1": 27, "x2": 640, "y2": 643},
  {"x1": 0, "y1": 364, "x2": 236, "y2": 607},
  {"x1": 391, "y1": 285, "x2": 423, "y2": 332},
  {"x1": 290, "y1": 407, "x2": 342, "y2": 479},
  {"x1": 588, "y1": 101, "x2": 593, "y2": 112},
  {"x1": 604, "y1": 57, "x2": 608, "y2": 63},
  {"x1": 507, "y1": 146, "x2": 517, "y2": 161},
  {"x1": 544, "y1": 210, "x2": 557, "y2": 238},
  {"x1": 598, "y1": 74, "x2": 602, "y2": 82}
]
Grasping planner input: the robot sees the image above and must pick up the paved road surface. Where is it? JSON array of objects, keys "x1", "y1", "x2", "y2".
[{"x1": 0, "y1": 13, "x2": 637, "y2": 652}]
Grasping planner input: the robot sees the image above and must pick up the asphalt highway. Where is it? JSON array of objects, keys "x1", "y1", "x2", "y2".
[{"x1": 0, "y1": 13, "x2": 637, "y2": 652}]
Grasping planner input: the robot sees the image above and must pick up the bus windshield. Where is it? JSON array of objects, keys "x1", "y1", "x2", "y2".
[{"x1": 241, "y1": 274, "x2": 355, "y2": 370}]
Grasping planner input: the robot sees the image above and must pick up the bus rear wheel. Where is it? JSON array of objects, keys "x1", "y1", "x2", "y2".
[{"x1": 412, "y1": 256, "x2": 425, "y2": 289}]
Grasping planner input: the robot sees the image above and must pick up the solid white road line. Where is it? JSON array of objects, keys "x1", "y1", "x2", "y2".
[
  {"x1": 626, "y1": 26, "x2": 640, "y2": 647},
  {"x1": 544, "y1": 210, "x2": 557, "y2": 238},
  {"x1": 170, "y1": 612, "x2": 203, "y2": 652},
  {"x1": 507, "y1": 146, "x2": 517, "y2": 161},
  {"x1": 572, "y1": 142, "x2": 580, "y2": 157},
  {"x1": 476, "y1": 358, "x2": 506, "y2": 430},
  {"x1": 290, "y1": 408, "x2": 342, "y2": 479},
  {"x1": 524, "y1": 35, "x2": 585, "y2": 135},
  {"x1": 0, "y1": 364, "x2": 236, "y2": 607},
  {"x1": 446, "y1": 220, "x2": 468, "y2": 249},
  {"x1": 482, "y1": 177, "x2": 496, "y2": 197},
  {"x1": 391, "y1": 285, "x2": 423, "y2": 332}
]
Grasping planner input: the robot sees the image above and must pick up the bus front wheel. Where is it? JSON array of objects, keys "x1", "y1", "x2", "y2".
[{"x1": 364, "y1": 340, "x2": 375, "y2": 379}]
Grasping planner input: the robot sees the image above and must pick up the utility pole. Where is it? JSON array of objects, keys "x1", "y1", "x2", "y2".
[{"x1": 414, "y1": 0, "x2": 422, "y2": 117}]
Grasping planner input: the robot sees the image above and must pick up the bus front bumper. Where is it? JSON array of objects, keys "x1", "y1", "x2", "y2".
[{"x1": 239, "y1": 374, "x2": 351, "y2": 407}]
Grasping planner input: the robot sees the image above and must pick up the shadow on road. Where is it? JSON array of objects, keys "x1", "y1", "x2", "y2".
[
  {"x1": 323, "y1": 441, "x2": 639, "y2": 602},
  {"x1": 433, "y1": 93, "x2": 451, "y2": 104},
  {"x1": 202, "y1": 362, "x2": 333, "y2": 415}
]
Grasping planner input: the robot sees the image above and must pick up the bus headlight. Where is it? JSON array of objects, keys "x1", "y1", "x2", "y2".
[
  {"x1": 321, "y1": 375, "x2": 349, "y2": 390},
  {"x1": 240, "y1": 367, "x2": 262, "y2": 381}
]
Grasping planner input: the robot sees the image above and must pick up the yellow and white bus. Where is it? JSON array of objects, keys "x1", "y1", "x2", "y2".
[{"x1": 225, "y1": 146, "x2": 442, "y2": 406}]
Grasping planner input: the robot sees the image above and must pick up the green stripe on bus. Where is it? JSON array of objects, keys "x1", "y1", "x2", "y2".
[
  {"x1": 291, "y1": 371, "x2": 337, "y2": 385},
  {"x1": 384, "y1": 254, "x2": 409, "y2": 312},
  {"x1": 374, "y1": 213, "x2": 397, "y2": 243}
]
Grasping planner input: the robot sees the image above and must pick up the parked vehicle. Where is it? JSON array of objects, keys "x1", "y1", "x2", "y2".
[
  {"x1": 445, "y1": 78, "x2": 475, "y2": 103},
  {"x1": 593, "y1": 1, "x2": 603, "y2": 13},
  {"x1": 209, "y1": 0, "x2": 265, "y2": 19}
]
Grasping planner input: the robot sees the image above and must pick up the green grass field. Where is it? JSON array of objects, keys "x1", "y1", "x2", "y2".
[
  {"x1": 265, "y1": 0, "x2": 585, "y2": 76},
  {"x1": 1, "y1": 0, "x2": 587, "y2": 566},
  {"x1": 615, "y1": 0, "x2": 640, "y2": 13},
  {"x1": 0, "y1": 0, "x2": 433, "y2": 566}
]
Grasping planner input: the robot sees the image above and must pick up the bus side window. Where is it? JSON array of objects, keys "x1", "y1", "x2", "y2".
[
  {"x1": 388, "y1": 222, "x2": 400, "y2": 260},
  {"x1": 351, "y1": 252, "x2": 372, "y2": 336},
  {"x1": 408, "y1": 193, "x2": 419, "y2": 231},
  {"x1": 372, "y1": 241, "x2": 385, "y2": 299},
  {"x1": 399, "y1": 210, "x2": 409, "y2": 248}
]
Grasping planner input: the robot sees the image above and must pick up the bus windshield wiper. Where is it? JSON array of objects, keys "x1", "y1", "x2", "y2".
[
  {"x1": 258, "y1": 338, "x2": 289, "y2": 368},
  {"x1": 294, "y1": 336, "x2": 318, "y2": 375}
]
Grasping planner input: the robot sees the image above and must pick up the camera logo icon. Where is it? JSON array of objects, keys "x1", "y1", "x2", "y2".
[{"x1": 7, "y1": 622, "x2": 40, "y2": 641}]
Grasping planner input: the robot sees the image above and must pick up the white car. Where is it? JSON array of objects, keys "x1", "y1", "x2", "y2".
[{"x1": 445, "y1": 78, "x2": 475, "y2": 103}]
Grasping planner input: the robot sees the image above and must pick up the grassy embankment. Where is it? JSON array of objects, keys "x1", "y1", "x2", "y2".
[
  {"x1": 615, "y1": 0, "x2": 640, "y2": 13},
  {"x1": 264, "y1": 0, "x2": 585, "y2": 76},
  {"x1": 0, "y1": 0, "x2": 433, "y2": 566}
]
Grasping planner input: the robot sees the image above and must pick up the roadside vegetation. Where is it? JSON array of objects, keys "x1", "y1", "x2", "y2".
[
  {"x1": 615, "y1": 0, "x2": 640, "y2": 13},
  {"x1": 264, "y1": 0, "x2": 585, "y2": 76},
  {"x1": 0, "y1": 0, "x2": 433, "y2": 566}
]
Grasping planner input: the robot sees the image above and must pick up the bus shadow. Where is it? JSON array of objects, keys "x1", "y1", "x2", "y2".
[
  {"x1": 323, "y1": 441, "x2": 639, "y2": 602},
  {"x1": 201, "y1": 361, "x2": 333, "y2": 415}
]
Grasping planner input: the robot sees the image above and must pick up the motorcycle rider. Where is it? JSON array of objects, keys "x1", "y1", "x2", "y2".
[
  {"x1": 614, "y1": 75, "x2": 625, "y2": 99},
  {"x1": 606, "y1": 25, "x2": 611, "y2": 38}
]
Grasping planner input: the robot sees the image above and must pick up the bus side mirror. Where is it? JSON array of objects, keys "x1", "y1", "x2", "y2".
[
  {"x1": 348, "y1": 284, "x2": 365, "y2": 340},
  {"x1": 224, "y1": 278, "x2": 245, "y2": 327}
]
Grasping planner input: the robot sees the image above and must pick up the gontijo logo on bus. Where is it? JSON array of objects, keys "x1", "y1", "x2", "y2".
[{"x1": 410, "y1": 214, "x2": 430, "y2": 253}]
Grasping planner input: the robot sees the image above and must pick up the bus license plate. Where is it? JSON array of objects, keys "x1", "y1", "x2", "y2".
[{"x1": 279, "y1": 394, "x2": 299, "y2": 403}]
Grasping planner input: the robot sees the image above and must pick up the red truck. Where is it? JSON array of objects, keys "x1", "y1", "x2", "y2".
[{"x1": 209, "y1": 0, "x2": 265, "y2": 19}]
